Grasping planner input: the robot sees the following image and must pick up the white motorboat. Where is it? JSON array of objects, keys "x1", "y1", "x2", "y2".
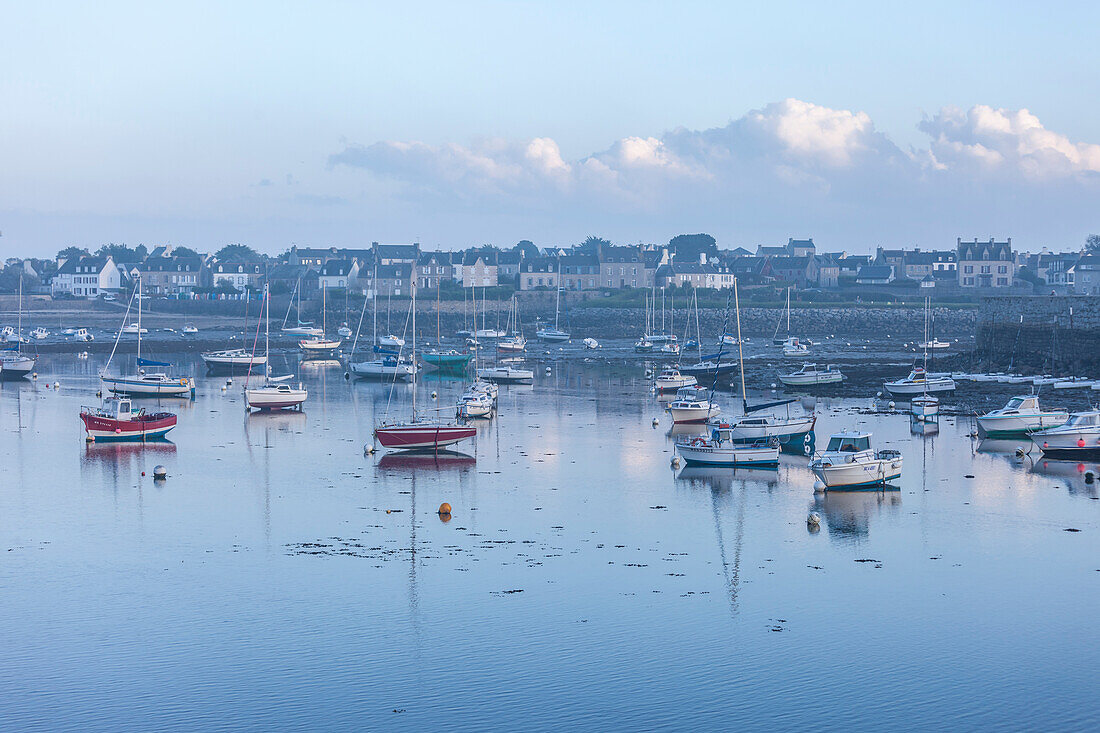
[
  {"x1": 0, "y1": 326, "x2": 14, "y2": 341},
  {"x1": 201, "y1": 348, "x2": 267, "y2": 373},
  {"x1": 497, "y1": 335, "x2": 527, "y2": 353},
  {"x1": 475, "y1": 328, "x2": 504, "y2": 340},
  {"x1": 73, "y1": 328, "x2": 94, "y2": 342},
  {"x1": 378, "y1": 334, "x2": 406, "y2": 348},
  {"x1": 883, "y1": 366, "x2": 955, "y2": 397},
  {"x1": 246, "y1": 286, "x2": 307, "y2": 411},
  {"x1": 918, "y1": 339, "x2": 951, "y2": 350},
  {"x1": 182, "y1": 324, "x2": 199, "y2": 335},
  {"x1": 977, "y1": 395, "x2": 1068, "y2": 437},
  {"x1": 1031, "y1": 375, "x2": 1056, "y2": 386},
  {"x1": 667, "y1": 388, "x2": 720, "y2": 424},
  {"x1": 457, "y1": 390, "x2": 494, "y2": 418},
  {"x1": 350, "y1": 356, "x2": 416, "y2": 381},
  {"x1": 121, "y1": 323, "x2": 149, "y2": 335},
  {"x1": 910, "y1": 394, "x2": 939, "y2": 421},
  {"x1": 477, "y1": 366, "x2": 534, "y2": 384},
  {"x1": 300, "y1": 338, "x2": 342, "y2": 357},
  {"x1": 778, "y1": 363, "x2": 843, "y2": 386},
  {"x1": 971, "y1": 373, "x2": 1004, "y2": 383},
  {"x1": 337, "y1": 325, "x2": 353, "y2": 338},
  {"x1": 811, "y1": 431, "x2": 903, "y2": 490},
  {"x1": 582, "y1": 338, "x2": 599, "y2": 349},
  {"x1": 30, "y1": 327, "x2": 49, "y2": 340},
  {"x1": 1031, "y1": 410, "x2": 1100, "y2": 457},
  {"x1": 654, "y1": 367, "x2": 696, "y2": 392},
  {"x1": 781, "y1": 337, "x2": 809, "y2": 357},
  {"x1": 0, "y1": 352, "x2": 36, "y2": 380}
]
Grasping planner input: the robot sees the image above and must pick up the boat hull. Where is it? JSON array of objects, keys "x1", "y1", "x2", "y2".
[
  {"x1": 102, "y1": 376, "x2": 195, "y2": 397},
  {"x1": 676, "y1": 439, "x2": 779, "y2": 466},
  {"x1": 201, "y1": 353, "x2": 267, "y2": 374},
  {"x1": 349, "y1": 362, "x2": 416, "y2": 380},
  {"x1": 977, "y1": 412, "x2": 1068, "y2": 437},
  {"x1": 81, "y1": 412, "x2": 177, "y2": 441},
  {"x1": 374, "y1": 424, "x2": 478, "y2": 450},
  {"x1": 668, "y1": 406, "x2": 720, "y2": 424},
  {"x1": 0, "y1": 355, "x2": 36, "y2": 379},
  {"x1": 883, "y1": 378, "x2": 955, "y2": 396},
  {"x1": 1032, "y1": 430, "x2": 1100, "y2": 458},
  {"x1": 779, "y1": 373, "x2": 843, "y2": 386},
  {"x1": 245, "y1": 387, "x2": 307, "y2": 410},
  {"x1": 811, "y1": 458, "x2": 903, "y2": 490}
]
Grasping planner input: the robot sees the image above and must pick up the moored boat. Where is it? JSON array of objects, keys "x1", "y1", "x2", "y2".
[
  {"x1": 781, "y1": 337, "x2": 809, "y2": 357},
  {"x1": 883, "y1": 366, "x2": 955, "y2": 397},
  {"x1": 977, "y1": 395, "x2": 1069, "y2": 437},
  {"x1": 654, "y1": 367, "x2": 696, "y2": 392},
  {"x1": 1031, "y1": 410, "x2": 1100, "y2": 458},
  {"x1": 778, "y1": 363, "x2": 844, "y2": 386},
  {"x1": 810, "y1": 431, "x2": 903, "y2": 490},
  {"x1": 477, "y1": 365, "x2": 534, "y2": 384},
  {"x1": 667, "y1": 389, "x2": 721, "y2": 424},
  {"x1": 80, "y1": 397, "x2": 176, "y2": 441},
  {"x1": 201, "y1": 349, "x2": 268, "y2": 374}
]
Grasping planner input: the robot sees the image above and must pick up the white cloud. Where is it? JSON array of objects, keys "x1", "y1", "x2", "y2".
[
  {"x1": 920, "y1": 105, "x2": 1100, "y2": 179},
  {"x1": 326, "y1": 100, "x2": 1100, "y2": 247}
]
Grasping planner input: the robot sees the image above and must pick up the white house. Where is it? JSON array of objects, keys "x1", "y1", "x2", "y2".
[
  {"x1": 318, "y1": 259, "x2": 359, "y2": 290},
  {"x1": 51, "y1": 256, "x2": 122, "y2": 297}
]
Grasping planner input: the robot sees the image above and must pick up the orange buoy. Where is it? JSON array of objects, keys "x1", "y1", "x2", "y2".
[{"x1": 438, "y1": 502, "x2": 452, "y2": 515}]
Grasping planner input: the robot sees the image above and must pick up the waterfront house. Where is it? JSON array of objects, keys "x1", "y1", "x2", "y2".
[
  {"x1": 211, "y1": 257, "x2": 265, "y2": 292},
  {"x1": 600, "y1": 246, "x2": 644, "y2": 289},
  {"x1": 318, "y1": 259, "x2": 359, "y2": 290},
  {"x1": 51, "y1": 256, "x2": 121, "y2": 297},
  {"x1": 560, "y1": 254, "x2": 601, "y2": 290},
  {"x1": 519, "y1": 257, "x2": 559, "y2": 290},
  {"x1": 855, "y1": 265, "x2": 895, "y2": 285},
  {"x1": 1069, "y1": 254, "x2": 1100, "y2": 295},
  {"x1": 372, "y1": 242, "x2": 420, "y2": 266},
  {"x1": 957, "y1": 237, "x2": 1014, "y2": 288},
  {"x1": 455, "y1": 249, "x2": 499, "y2": 288},
  {"x1": 140, "y1": 255, "x2": 206, "y2": 295},
  {"x1": 787, "y1": 238, "x2": 816, "y2": 257},
  {"x1": 416, "y1": 251, "x2": 455, "y2": 290}
]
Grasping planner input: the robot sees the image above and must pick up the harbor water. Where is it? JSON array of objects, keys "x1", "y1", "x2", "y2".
[{"x1": 2, "y1": 350, "x2": 1099, "y2": 731}]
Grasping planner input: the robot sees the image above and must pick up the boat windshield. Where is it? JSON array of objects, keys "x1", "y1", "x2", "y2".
[
  {"x1": 826, "y1": 436, "x2": 870, "y2": 452},
  {"x1": 1066, "y1": 413, "x2": 1099, "y2": 427},
  {"x1": 1005, "y1": 397, "x2": 1025, "y2": 410}
]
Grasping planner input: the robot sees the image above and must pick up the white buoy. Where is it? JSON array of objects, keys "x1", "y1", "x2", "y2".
[
  {"x1": 813, "y1": 479, "x2": 827, "y2": 493},
  {"x1": 153, "y1": 465, "x2": 167, "y2": 479},
  {"x1": 652, "y1": 417, "x2": 660, "y2": 427},
  {"x1": 431, "y1": 391, "x2": 437, "y2": 399},
  {"x1": 670, "y1": 455, "x2": 681, "y2": 468},
  {"x1": 888, "y1": 401, "x2": 896, "y2": 410},
  {"x1": 807, "y1": 511, "x2": 821, "y2": 529},
  {"x1": 545, "y1": 366, "x2": 551, "y2": 373}
]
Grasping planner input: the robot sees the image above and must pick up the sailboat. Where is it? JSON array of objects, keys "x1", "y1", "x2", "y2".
[
  {"x1": 458, "y1": 303, "x2": 498, "y2": 419},
  {"x1": 281, "y1": 276, "x2": 324, "y2": 336},
  {"x1": 423, "y1": 279, "x2": 473, "y2": 372},
  {"x1": 497, "y1": 295, "x2": 527, "y2": 353},
  {"x1": 373, "y1": 282, "x2": 478, "y2": 452},
  {"x1": 773, "y1": 287, "x2": 793, "y2": 345},
  {"x1": 299, "y1": 284, "x2": 342, "y2": 357},
  {"x1": 101, "y1": 274, "x2": 195, "y2": 398},
  {"x1": 910, "y1": 297, "x2": 940, "y2": 421},
  {"x1": 0, "y1": 278, "x2": 36, "y2": 380},
  {"x1": 675, "y1": 278, "x2": 780, "y2": 466},
  {"x1": 536, "y1": 263, "x2": 570, "y2": 342},
  {"x1": 677, "y1": 289, "x2": 738, "y2": 380},
  {"x1": 245, "y1": 285, "x2": 308, "y2": 410},
  {"x1": 202, "y1": 292, "x2": 267, "y2": 374},
  {"x1": 348, "y1": 269, "x2": 417, "y2": 380}
]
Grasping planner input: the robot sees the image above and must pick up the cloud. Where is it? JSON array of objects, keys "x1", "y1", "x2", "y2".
[
  {"x1": 326, "y1": 100, "x2": 1100, "y2": 246},
  {"x1": 919, "y1": 105, "x2": 1100, "y2": 179}
]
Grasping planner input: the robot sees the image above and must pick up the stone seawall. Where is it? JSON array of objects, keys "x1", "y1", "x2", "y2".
[{"x1": 976, "y1": 296, "x2": 1100, "y2": 373}]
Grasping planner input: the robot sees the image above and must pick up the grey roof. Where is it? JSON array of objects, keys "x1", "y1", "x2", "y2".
[
  {"x1": 320, "y1": 260, "x2": 354, "y2": 277},
  {"x1": 57, "y1": 256, "x2": 109, "y2": 275},
  {"x1": 141, "y1": 256, "x2": 203, "y2": 272},
  {"x1": 856, "y1": 265, "x2": 894, "y2": 280}
]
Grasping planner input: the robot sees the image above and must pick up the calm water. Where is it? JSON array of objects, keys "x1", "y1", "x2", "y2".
[{"x1": 1, "y1": 351, "x2": 1098, "y2": 731}]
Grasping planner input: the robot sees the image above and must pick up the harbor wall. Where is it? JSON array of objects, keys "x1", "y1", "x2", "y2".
[{"x1": 975, "y1": 296, "x2": 1100, "y2": 374}]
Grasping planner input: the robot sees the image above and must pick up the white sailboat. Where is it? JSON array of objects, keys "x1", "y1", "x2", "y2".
[
  {"x1": 281, "y1": 276, "x2": 324, "y2": 336},
  {"x1": 773, "y1": 287, "x2": 792, "y2": 345},
  {"x1": 100, "y1": 274, "x2": 195, "y2": 398},
  {"x1": 0, "y1": 278, "x2": 36, "y2": 380},
  {"x1": 348, "y1": 275, "x2": 416, "y2": 381},
  {"x1": 536, "y1": 274, "x2": 570, "y2": 342},
  {"x1": 202, "y1": 293, "x2": 267, "y2": 373},
  {"x1": 245, "y1": 285, "x2": 307, "y2": 411},
  {"x1": 497, "y1": 296, "x2": 527, "y2": 353},
  {"x1": 910, "y1": 297, "x2": 940, "y2": 421},
  {"x1": 299, "y1": 284, "x2": 342, "y2": 357}
]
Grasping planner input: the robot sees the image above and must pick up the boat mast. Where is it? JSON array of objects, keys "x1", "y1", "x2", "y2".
[
  {"x1": 734, "y1": 277, "x2": 748, "y2": 412},
  {"x1": 372, "y1": 262, "x2": 378, "y2": 347},
  {"x1": 265, "y1": 284, "x2": 270, "y2": 380},
  {"x1": 786, "y1": 287, "x2": 790, "y2": 336},
  {"x1": 411, "y1": 280, "x2": 417, "y2": 420},
  {"x1": 136, "y1": 272, "x2": 142, "y2": 363},
  {"x1": 693, "y1": 289, "x2": 702, "y2": 361}
]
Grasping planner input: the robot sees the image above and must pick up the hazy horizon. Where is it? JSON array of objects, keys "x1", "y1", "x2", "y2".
[{"x1": 4, "y1": 2, "x2": 1100, "y2": 258}]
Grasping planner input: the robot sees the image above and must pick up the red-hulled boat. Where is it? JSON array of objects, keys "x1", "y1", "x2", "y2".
[
  {"x1": 372, "y1": 282, "x2": 477, "y2": 454},
  {"x1": 374, "y1": 421, "x2": 477, "y2": 450},
  {"x1": 80, "y1": 397, "x2": 177, "y2": 441}
]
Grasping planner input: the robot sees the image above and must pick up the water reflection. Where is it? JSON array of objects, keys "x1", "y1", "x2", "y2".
[
  {"x1": 813, "y1": 490, "x2": 902, "y2": 542},
  {"x1": 1031, "y1": 458, "x2": 1100, "y2": 498},
  {"x1": 676, "y1": 465, "x2": 779, "y2": 491},
  {"x1": 376, "y1": 450, "x2": 476, "y2": 472}
]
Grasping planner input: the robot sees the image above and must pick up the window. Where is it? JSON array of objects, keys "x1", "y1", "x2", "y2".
[
  {"x1": 981, "y1": 265, "x2": 990, "y2": 274},
  {"x1": 964, "y1": 265, "x2": 973, "y2": 273},
  {"x1": 964, "y1": 277, "x2": 974, "y2": 285},
  {"x1": 998, "y1": 265, "x2": 1007, "y2": 273},
  {"x1": 997, "y1": 278, "x2": 1008, "y2": 285}
]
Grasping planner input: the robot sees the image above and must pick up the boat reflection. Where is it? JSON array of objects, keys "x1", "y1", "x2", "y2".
[
  {"x1": 377, "y1": 450, "x2": 476, "y2": 472},
  {"x1": 676, "y1": 465, "x2": 778, "y2": 491},
  {"x1": 299, "y1": 358, "x2": 342, "y2": 369},
  {"x1": 81, "y1": 439, "x2": 177, "y2": 479},
  {"x1": 910, "y1": 418, "x2": 939, "y2": 436},
  {"x1": 976, "y1": 438, "x2": 1031, "y2": 455},
  {"x1": 246, "y1": 410, "x2": 307, "y2": 431},
  {"x1": 1031, "y1": 458, "x2": 1100, "y2": 498},
  {"x1": 667, "y1": 422, "x2": 707, "y2": 438},
  {"x1": 813, "y1": 490, "x2": 901, "y2": 542}
]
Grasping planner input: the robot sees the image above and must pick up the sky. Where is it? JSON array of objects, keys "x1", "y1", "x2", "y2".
[{"x1": 3, "y1": 1, "x2": 1100, "y2": 257}]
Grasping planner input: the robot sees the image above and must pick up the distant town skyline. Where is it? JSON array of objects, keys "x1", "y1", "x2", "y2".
[{"x1": 4, "y1": 3, "x2": 1100, "y2": 257}]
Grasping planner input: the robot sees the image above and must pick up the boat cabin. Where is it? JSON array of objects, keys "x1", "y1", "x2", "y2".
[
  {"x1": 999, "y1": 396, "x2": 1039, "y2": 414},
  {"x1": 1064, "y1": 411, "x2": 1100, "y2": 428},
  {"x1": 825, "y1": 432, "x2": 872, "y2": 453}
]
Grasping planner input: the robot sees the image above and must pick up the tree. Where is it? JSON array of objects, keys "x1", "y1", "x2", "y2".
[
  {"x1": 95, "y1": 243, "x2": 147, "y2": 261},
  {"x1": 215, "y1": 243, "x2": 260, "y2": 261},
  {"x1": 56, "y1": 246, "x2": 89, "y2": 262},
  {"x1": 1086, "y1": 234, "x2": 1100, "y2": 253},
  {"x1": 578, "y1": 236, "x2": 611, "y2": 255},
  {"x1": 172, "y1": 246, "x2": 199, "y2": 258},
  {"x1": 669, "y1": 234, "x2": 718, "y2": 262},
  {"x1": 514, "y1": 240, "x2": 539, "y2": 259}
]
